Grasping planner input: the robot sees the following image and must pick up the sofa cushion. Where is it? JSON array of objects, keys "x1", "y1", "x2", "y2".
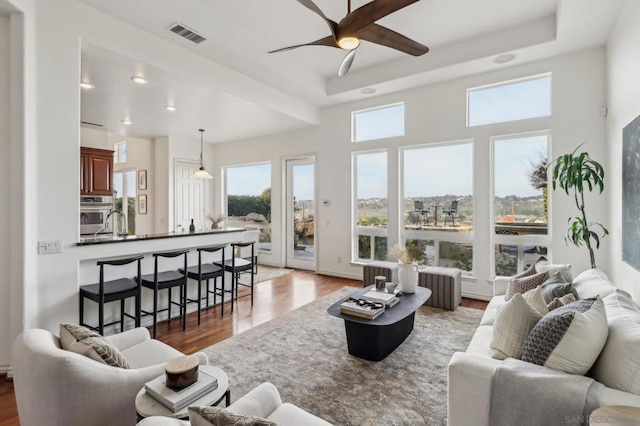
[
  {"x1": 591, "y1": 290, "x2": 640, "y2": 395},
  {"x1": 571, "y1": 269, "x2": 616, "y2": 299},
  {"x1": 188, "y1": 406, "x2": 276, "y2": 426},
  {"x1": 505, "y1": 271, "x2": 549, "y2": 301},
  {"x1": 465, "y1": 325, "x2": 495, "y2": 357},
  {"x1": 521, "y1": 297, "x2": 608, "y2": 375},
  {"x1": 120, "y1": 338, "x2": 184, "y2": 369},
  {"x1": 490, "y1": 293, "x2": 543, "y2": 360},
  {"x1": 547, "y1": 293, "x2": 576, "y2": 311},
  {"x1": 534, "y1": 259, "x2": 573, "y2": 282},
  {"x1": 540, "y1": 272, "x2": 578, "y2": 304},
  {"x1": 480, "y1": 295, "x2": 506, "y2": 326},
  {"x1": 59, "y1": 324, "x2": 130, "y2": 368},
  {"x1": 522, "y1": 286, "x2": 549, "y2": 316},
  {"x1": 268, "y1": 403, "x2": 330, "y2": 425}
]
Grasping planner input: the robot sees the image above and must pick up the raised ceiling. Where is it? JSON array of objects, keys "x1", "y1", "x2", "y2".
[{"x1": 78, "y1": 0, "x2": 624, "y2": 142}]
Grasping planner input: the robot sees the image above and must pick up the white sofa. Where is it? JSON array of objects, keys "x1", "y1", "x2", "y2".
[
  {"x1": 12, "y1": 327, "x2": 208, "y2": 426},
  {"x1": 136, "y1": 382, "x2": 332, "y2": 425},
  {"x1": 448, "y1": 268, "x2": 640, "y2": 426}
]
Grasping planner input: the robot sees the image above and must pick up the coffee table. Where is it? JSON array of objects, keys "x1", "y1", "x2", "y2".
[
  {"x1": 136, "y1": 365, "x2": 230, "y2": 419},
  {"x1": 327, "y1": 285, "x2": 431, "y2": 361}
]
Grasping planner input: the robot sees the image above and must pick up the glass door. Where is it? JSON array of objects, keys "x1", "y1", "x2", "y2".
[
  {"x1": 286, "y1": 158, "x2": 315, "y2": 270},
  {"x1": 113, "y1": 170, "x2": 136, "y2": 235}
]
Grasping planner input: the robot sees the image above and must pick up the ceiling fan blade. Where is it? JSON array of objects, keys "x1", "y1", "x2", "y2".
[
  {"x1": 297, "y1": 0, "x2": 338, "y2": 37},
  {"x1": 339, "y1": 0, "x2": 419, "y2": 35},
  {"x1": 338, "y1": 49, "x2": 357, "y2": 77},
  {"x1": 269, "y1": 35, "x2": 339, "y2": 53},
  {"x1": 357, "y1": 23, "x2": 428, "y2": 56}
]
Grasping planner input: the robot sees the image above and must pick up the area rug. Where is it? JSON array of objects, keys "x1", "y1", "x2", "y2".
[
  {"x1": 203, "y1": 287, "x2": 483, "y2": 425},
  {"x1": 237, "y1": 265, "x2": 293, "y2": 285}
]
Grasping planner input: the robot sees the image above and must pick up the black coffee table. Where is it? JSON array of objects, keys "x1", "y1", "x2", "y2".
[{"x1": 327, "y1": 285, "x2": 431, "y2": 361}]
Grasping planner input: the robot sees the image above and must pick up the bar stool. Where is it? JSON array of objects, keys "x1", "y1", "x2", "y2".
[
  {"x1": 79, "y1": 255, "x2": 143, "y2": 336},
  {"x1": 140, "y1": 249, "x2": 189, "y2": 339},
  {"x1": 215, "y1": 242, "x2": 256, "y2": 313},
  {"x1": 179, "y1": 244, "x2": 226, "y2": 324}
]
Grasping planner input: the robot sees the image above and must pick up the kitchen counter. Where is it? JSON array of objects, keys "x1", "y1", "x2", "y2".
[{"x1": 77, "y1": 227, "x2": 245, "y2": 246}]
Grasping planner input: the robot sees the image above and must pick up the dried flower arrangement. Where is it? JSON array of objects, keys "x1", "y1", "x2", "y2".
[
  {"x1": 205, "y1": 214, "x2": 225, "y2": 229},
  {"x1": 388, "y1": 243, "x2": 429, "y2": 265}
]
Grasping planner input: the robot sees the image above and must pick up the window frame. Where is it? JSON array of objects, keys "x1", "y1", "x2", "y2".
[
  {"x1": 114, "y1": 141, "x2": 127, "y2": 164},
  {"x1": 351, "y1": 102, "x2": 405, "y2": 143}
]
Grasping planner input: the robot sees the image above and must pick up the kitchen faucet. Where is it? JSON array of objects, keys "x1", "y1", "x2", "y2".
[{"x1": 106, "y1": 209, "x2": 127, "y2": 236}]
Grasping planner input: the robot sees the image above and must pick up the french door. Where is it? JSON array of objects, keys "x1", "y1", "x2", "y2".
[{"x1": 286, "y1": 158, "x2": 316, "y2": 270}]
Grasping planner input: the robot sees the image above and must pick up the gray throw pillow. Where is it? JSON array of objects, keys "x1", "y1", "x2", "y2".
[
  {"x1": 59, "y1": 323, "x2": 130, "y2": 369},
  {"x1": 540, "y1": 272, "x2": 578, "y2": 304},
  {"x1": 188, "y1": 406, "x2": 276, "y2": 426}
]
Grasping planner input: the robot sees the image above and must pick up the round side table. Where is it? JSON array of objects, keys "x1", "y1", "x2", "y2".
[
  {"x1": 136, "y1": 365, "x2": 230, "y2": 420},
  {"x1": 589, "y1": 405, "x2": 640, "y2": 426}
]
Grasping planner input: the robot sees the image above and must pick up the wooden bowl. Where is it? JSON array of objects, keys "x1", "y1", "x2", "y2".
[{"x1": 165, "y1": 355, "x2": 199, "y2": 391}]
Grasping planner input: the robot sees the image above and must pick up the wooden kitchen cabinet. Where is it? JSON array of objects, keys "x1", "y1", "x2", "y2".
[{"x1": 80, "y1": 147, "x2": 114, "y2": 195}]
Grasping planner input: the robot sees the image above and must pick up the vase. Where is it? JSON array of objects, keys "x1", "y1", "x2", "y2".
[{"x1": 398, "y1": 263, "x2": 418, "y2": 293}]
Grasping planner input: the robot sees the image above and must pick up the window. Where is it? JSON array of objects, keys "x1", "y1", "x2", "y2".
[
  {"x1": 114, "y1": 141, "x2": 127, "y2": 163},
  {"x1": 493, "y1": 132, "x2": 550, "y2": 275},
  {"x1": 401, "y1": 141, "x2": 474, "y2": 272},
  {"x1": 224, "y1": 163, "x2": 272, "y2": 251},
  {"x1": 467, "y1": 74, "x2": 551, "y2": 126},
  {"x1": 113, "y1": 170, "x2": 136, "y2": 235},
  {"x1": 352, "y1": 103, "x2": 404, "y2": 142},
  {"x1": 353, "y1": 150, "x2": 387, "y2": 261}
]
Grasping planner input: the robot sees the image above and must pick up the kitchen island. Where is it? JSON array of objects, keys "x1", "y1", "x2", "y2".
[{"x1": 76, "y1": 227, "x2": 254, "y2": 334}]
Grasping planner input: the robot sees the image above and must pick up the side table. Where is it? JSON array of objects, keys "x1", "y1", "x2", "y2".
[
  {"x1": 136, "y1": 365, "x2": 231, "y2": 420},
  {"x1": 589, "y1": 405, "x2": 640, "y2": 425}
]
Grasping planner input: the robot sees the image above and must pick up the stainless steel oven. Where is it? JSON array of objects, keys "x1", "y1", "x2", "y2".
[{"x1": 80, "y1": 196, "x2": 114, "y2": 236}]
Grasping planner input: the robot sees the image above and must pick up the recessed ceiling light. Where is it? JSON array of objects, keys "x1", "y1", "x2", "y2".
[
  {"x1": 130, "y1": 76, "x2": 149, "y2": 84},
  {"x1": 494, "y1": 54, "x2": 516, "y2": 64},
  {"x1": 121, "y1": 119, "x2": 132, "y2": 125},
  {"x1": 80, "y1": 82, "x2": 95, "y2": 89},
  {"x1": 361, "y1": 87, "x2": 376, "y2": 95},
  {"x1": 165, "y1": 105, "x2": 178, "y2": 111}
]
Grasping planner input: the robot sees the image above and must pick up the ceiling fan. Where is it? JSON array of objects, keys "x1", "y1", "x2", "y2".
[{"x1": 269, "y1": 0, "x2": 429, "y2": 77}]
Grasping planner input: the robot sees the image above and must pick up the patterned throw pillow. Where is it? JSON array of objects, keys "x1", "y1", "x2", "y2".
[
  {"x1": 490, "y1": 293, "x2": 543, "y2": 360},
  {"x1": 540, "y1": 272, "x2": 578, "y2": 304},
  {"x1": 59, "y1": 323, "x2": 129, "y2": 369},
  {"x1": 547, "y1": 293, "x2": 576, "y2": 311},
  {"x1": 505, "y1": 271, "x2": 549, "y2": 301},
  {"x1": 188, "y1": 406, "x2": 276, "y2": 426},
  {"x1": 521, "y1": 297, "x2": 608, "y2": 375}
]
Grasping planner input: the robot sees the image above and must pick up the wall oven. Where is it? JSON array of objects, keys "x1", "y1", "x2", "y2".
[{"x1": 80, "y1": 196, "x2": 114, "y2": 236}]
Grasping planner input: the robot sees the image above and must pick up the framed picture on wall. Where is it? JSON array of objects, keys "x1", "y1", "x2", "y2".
[
  {"x1": 138, "y1": 194, "x2": 148, "y2": 215},
  {"x1": 622, "y1": 113, "x2": 640, "y2": 270},
  {"x1": 138, "y1": 170, "x2": 148, "y2": 190}
]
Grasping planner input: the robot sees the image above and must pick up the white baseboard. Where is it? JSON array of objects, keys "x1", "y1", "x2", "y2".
[
  {"x1": 461, "y1": 292, "x2": 492, "y2": 301},
  {"x1": 316, "y1": 269, "x2": 361, "y2": 281},
  {"x1": 0, "y1": 365, "x2": 12, "y2": 377}
]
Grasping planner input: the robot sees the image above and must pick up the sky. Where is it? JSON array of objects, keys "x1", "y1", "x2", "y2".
[
  {"x1": 226, "y1": 163, "x2": 271, "y2": 196},
  {"x1": 293, "y1": 164, "x2": 314, "y2": 200},
  {"x1": 113, "y1": 170, "x2": 137, "y2": 198},
  {"x1": 354, "y1": 103, "x2": 404, "y2": 142},
  {"x1": 494, "y1": 135, "x2": 547, "y2": 197}
]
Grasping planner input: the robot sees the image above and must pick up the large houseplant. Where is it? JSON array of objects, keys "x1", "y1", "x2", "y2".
[{"x1": 550, "y1": 144, "x2": 608, "y2": 269}]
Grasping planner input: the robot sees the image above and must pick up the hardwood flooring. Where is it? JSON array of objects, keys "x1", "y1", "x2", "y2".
[{"x1": 0, "y1": 270, "x2": 487, "y2": 425}]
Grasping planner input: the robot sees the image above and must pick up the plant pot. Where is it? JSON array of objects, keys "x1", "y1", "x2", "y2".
[{"x1": 398, "y1": 263, "x2": 418, "y2": 293}]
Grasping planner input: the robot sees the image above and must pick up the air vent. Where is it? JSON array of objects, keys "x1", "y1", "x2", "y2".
[
  {"x1": 81, "y1": 121, "x2": 104, "y2": 127},
  {"x1": 168, "y1": 23, "x2": 206, "y2": 44}
]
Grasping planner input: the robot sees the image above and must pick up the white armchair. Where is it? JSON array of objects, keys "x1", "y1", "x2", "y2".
[{"x1": 12, "y1": 327, "x2": 208, "y2": 426}]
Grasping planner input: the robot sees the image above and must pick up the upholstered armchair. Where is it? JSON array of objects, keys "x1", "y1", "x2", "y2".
[{"x1": 12, "y1": 327, "x2": 208, "y2": 426}]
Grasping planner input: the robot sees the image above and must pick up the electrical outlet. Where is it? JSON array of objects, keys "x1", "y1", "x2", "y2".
[{"x1": 38, "y1": 240, "x2": 63, "y2": 254}]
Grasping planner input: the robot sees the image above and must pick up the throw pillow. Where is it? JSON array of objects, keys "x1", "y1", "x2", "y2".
[
  {"x1": 534, "y1": 258, "x2": 573, "y2": 282},
  {"x1": 188, "y1": 406, "x2": 276, "y2": 426},
  {"x1": 521, "y1": 297, "x2": 608, "y2": 375},
  {"x1": 547, "y1": 293, "x2": 576, "y2": 311},
  {"x1": 540, "y1": 272, "x2": 578, "y2": 304},
  {"x1": 522, "y1": 286, "x2": 549, "y2": 316},
  {"x1": 505, "y1": 271, "x2": 549, "y2": 301},
  {"x1": 490, "y1": 293, "x2": 543, "y2": 360},
  {"x1": 59, "y1": 324, "x2": 129, "y2": 369},
  {"x1": 591, "y1": 290, "x2": 640, "y2": 395}
]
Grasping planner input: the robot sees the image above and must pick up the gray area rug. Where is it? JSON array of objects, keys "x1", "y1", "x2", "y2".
[
  {"x1": 204, "y1": 287, "x2": 482, "y2": 425},
  {"x1": 238, "y1": 265, "x2": 293, "y2": 285}
]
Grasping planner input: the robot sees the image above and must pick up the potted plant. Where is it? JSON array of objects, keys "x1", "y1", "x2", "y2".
[{"x1": 550, "y1": 144, "x2": 609, "y2": 269}]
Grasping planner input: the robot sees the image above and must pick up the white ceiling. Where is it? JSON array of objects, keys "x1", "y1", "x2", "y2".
[{"x1": 77, "y1": 0, "x2": 624, "y2": 143}]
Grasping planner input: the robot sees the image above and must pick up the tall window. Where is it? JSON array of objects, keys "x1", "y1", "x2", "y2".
[
  {"x1": 352, "y1": 103, "x2": 405, "y2": 142},
  {"x1": 225, "y1": 163, "x2": 272, "y2": 251},
  {"x1": 467, "y1": 74, "x2": 551, "y2": 127},
  {"x1": 493, "y1": 133, "x2": 550, "y2": 276},
  {"x1": 353, "y1": 150, "x2": 388, "y2": 261},
  {"x1": 113, "y1": 170, "x2": 136, "y2": 235},
  {"x1": 114, "y1": 141, "x2": 127, "y2": 164},
  {"x1": 402, "y1": 141, "x2": 474, "y2": 272}
]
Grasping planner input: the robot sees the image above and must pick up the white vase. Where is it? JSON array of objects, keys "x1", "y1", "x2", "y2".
[{"x1": 398, "y1": 263, "x2": 419, "y2": 293}]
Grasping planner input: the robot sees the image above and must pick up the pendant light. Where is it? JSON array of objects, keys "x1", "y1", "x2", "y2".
[{"x1": 193, "y1": 129, "x2": 213, "y2": 179}]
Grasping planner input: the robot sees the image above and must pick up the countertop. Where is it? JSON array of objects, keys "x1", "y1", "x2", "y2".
[{"x1": 77, "y1": 227, "x2": 245, "y2": 246}]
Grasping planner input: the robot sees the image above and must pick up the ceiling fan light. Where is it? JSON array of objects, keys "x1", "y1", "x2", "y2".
[{"x1": 337, "y1": 36, "x2": 360, "y2": 50}]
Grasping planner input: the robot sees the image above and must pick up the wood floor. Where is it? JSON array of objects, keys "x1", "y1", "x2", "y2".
[{"x1": 0, "y1": 270, "x2": 487, "y2": 425}]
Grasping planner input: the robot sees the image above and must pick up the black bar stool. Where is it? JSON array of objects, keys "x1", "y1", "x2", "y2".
[
  {"x1": 79, "y1": 255, "x2": 144, "y2": 336},
  {"x1": 140, "y1": 249, "x2": 189, "y2": 339},
  {"x1": 179, "y1": 244, "x2": 226, "y2": 324},
  {"x1": 215, "y1": 242, "x2": 256, "y2": 313}
]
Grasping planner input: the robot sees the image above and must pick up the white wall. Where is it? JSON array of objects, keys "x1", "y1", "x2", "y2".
[
  {"x1": 0, "y1": 14, "x2": 12, "y2": 370},
  {"x1": 605, "y1": 0, "x2": 640, "y2": 300},
  {"x1": 212, "y1": 49, "x2": 608, "y2": 298},
  {"x1": 80, "y1": 125, "x2": 108, "y2": 149}
]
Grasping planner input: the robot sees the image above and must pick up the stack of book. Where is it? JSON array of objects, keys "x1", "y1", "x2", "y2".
[
  {"x1": 361, "y1": 290, "x2": 399, "y2": 308},
  {"x1": 144, "y1": 369, "x2": 218, "y2": 412},
  {"x1": 339, "y1": 298, "x2": 385, "y2": 320}
]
